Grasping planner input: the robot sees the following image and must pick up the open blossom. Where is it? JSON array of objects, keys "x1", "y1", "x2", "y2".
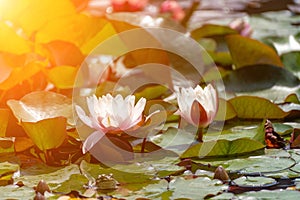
[
  {"x1": 175, "y1": 84, "x2": 218, "y2": 128},
  {"x1": 76, "y1": 94, "x2": 146, "y2": 153},
  {"x1": 160, "y1": 0, "x2": 185, "y2": 21}
]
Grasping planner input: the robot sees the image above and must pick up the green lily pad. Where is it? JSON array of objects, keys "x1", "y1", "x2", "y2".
[
  {"x1": 223, "y1": 64, "x2": 300, "y2": 92},
  {"x1": 237, "y1": 190, "x2": 300, "y2": 200},
  {"x1": 226, "y1": 35, "x2": 283, "y2": 69},
  {"x1": 229, "y1": 96, "x2": 288, "y2": 119},
  {"x1": 16, "y1": 164, "x2": 81, "y2": 188},
  {"x1": 233, "y1": 176, "x2": 276, "y2": 187},
  {"x1": 281, "y1": 51, "x2": 300, "y2": 73},
  {"x1": 225, "y1": 156, "x2": 295, "y2": 174},
  {"x1": 21, "y1": 117, "x2": 67, "y2": 151},
  {"x1": 214, "y1": 98, "x2": 237, "y2": 121},
  {"x1": 131, "y1": 177, "x2": 226, "y2": 200},
  {"x1": 181, "y1": 138, "x2": 265, "y2": 159},
  {"x1": 0, "y1": 185, "x2": 35, "y2": 200},
  {"x1": 285, "y1": 93, "x2": 300, "y2": 104}
]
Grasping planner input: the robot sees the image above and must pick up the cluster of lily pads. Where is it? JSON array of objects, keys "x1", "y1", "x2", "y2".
[{"x1": 1, "y1": 0, "x2": 300, "y2": 199}]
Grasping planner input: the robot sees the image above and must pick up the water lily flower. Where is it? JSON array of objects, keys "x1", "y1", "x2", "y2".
[
  {"x1": 229, "y1": 18, "x2": 253, "y2": 37},
  {"x1": 175, "y1": 84, "x2": 218, "y2": 142},
  {"x1": 111, "y1": 0, "x2": 148, "y2": 12},
  {"x1": 160, "y1": 0, "x2": 185, "y2": 21},
  {"x1": 76, "y1": 94, "x2": 146, "y2": 153}
]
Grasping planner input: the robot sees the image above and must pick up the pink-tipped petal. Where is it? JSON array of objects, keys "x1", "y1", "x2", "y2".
[
  {"x1": 82, "y1": 130, "x2": 105, "y2": 154},
  {"x1": 75, "y1": 105, "x2": 93, "y2": 128}
]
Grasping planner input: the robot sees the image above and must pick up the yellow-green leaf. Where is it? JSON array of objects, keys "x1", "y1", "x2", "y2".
[
  {"x1": 214, "y1": 98, "x2": 237, "y2": 121},
  {"x1": 226, "y1": 35, "x2": 283, "y2": 69},
  {"x1": 0, "y1": 62, "x2": 42, "y2": 90},
  {"x1": 0, "y1": 21, "x2": 31, "y2": 54},
  {"x1": 21, "y1": 117, "x2": 67, "y2": 150},
  {"x1": 46, "y1": 66, "x2": 78, "y2": 89},
  {"x1": 229, "y1": 96, "x2": 288, "y2": 119},
  {"x1": 191, "y1": 24, "x2": 237, "y2": 40},
  {"x1": 0, "y1": 109, "x2": 9, "y2": 137}
]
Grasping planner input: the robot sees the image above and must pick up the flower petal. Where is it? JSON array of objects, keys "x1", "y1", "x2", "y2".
[
  {"x1": 75, "y1": 105, "x2": 93, "y2": 128},
  {"x1": 82, "y1": 130, "x2": 105, "y2": 154}
]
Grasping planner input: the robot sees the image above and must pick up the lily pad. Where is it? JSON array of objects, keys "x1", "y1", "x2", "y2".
[
  {"x1": 237, "y1": 190, "x2": 300, "y2": 200},
  {"x1": 7, "y1": 91, "x2": 74, "y2": 125},
  {"x1": 223, "y1": 64, "x2": 300, "y2": 92},
  {"x1": 191, "y1": 24, "x2": 237, "y2": 40},
  {"x1": 131, "y1": 177, "x2": 226, "y2": 200},
  {"x1": 226, "y1": 35, "x2": 283, "y2": 69},
  {"x1": 229, "y1": 96, "x2": 288, "y2": 119},
  {"x1": 225, "y1": 156, "x2": 295, "y2": 174},
  {"x1": 181, "y1": 138, "x2": 265, "y2": 159},
  {"x1": 21, "y1": 117, "x2": 67, "y2": 151},
  {"x1": 233, "y1": 176, "x2": 276, "y2": 187},
  {"x1": 46, "y1": 66, "x2": 78, "y2": 89},
  {"x1": 214, "y1": 98, "x2": 237, "y2": 121},
  {"x1": 0, "y1": 108, "x2": 9, "y2": 137}
]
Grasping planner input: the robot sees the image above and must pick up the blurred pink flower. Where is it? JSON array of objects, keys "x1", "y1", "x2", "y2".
[
  {"x1": 160, "y1": 0, "x2": 185, "y2": 21},
  {"x1": 175, "y1": 84, "x2": 218, "y2": 128},
  {"x1": 229, "y1": 18, "x2": 253, "y2": 37},
  {"x1": 76, "y1": 94, "x2": 146, "y2": 153},
  {"x1": 111, "y1": 0, "x2": 148, "y2": 12}
]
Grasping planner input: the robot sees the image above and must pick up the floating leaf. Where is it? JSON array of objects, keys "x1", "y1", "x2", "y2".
[
  {"x1": 42, "y1": 40, "x2": 85, "y2": 67},
  {"x1": 223, "y1": 64, "x2": 300, "y2": 92},
  {"x1": 285, "y1": 93, "x2": 300, "y2": 104},
  {"x1": 0, "y1": 138, "x2": 14, "y2": 154},
  {"x1": 0, "y1": 62, "x2": 42, "y2": 90},
  {"x1": 0, "y1": 109, "x2": 9, "y2": 137},
  {"x1": 0, "y1": 21, "x2": 31, "y2": 54},
  {"x1": 225, "y1": 156, "x2": 295, "y2": 174},
  {"x1": 46, "y1": 66, "x2": 78, "y2": 89},
  {"x1": 0, "y1": 162, "x2": 19, "y2": 186},
  {"x1": 281, "y1": 51, "x2": 300, "y2": 73},
  {"x1": 233, "y1": 176, "x2": 275, "y2": 187},
  {"x1": 16, "y1": 164, "x2": 80, "y2": 187},
  {"x1": 170, "y1": 177, "x2": 226, "y2": 199},
  {"x1": 229, "y1": 96, "x2": 288, "y2": 119},
  {"x1": 237, "y1": 189, "x2": 300, "y2": 199},
  {"x1": 181, "y1": 138, "x2": 265, "y2": 158},
  {"x1": 191, "y1": 24, "x2": 237, "y2": 40},
  {"x1": 226, "y1": 35, "x2": 283, "y2": 69},
  {"x1": 135, "y1": 85, "x2": 168, "y2": 101},
  {"x1": 35, "y1": 14, "x2": 104, "y2": 47},
  {"x1": 7, "y1": 91, "x2": 74, "y2": 125},
  {"x1": 214, "y1": 98, "x2": 237, "y2": 121},
  {"x1": 21, "y1": 117, "x2": 67, "y2": 151}
]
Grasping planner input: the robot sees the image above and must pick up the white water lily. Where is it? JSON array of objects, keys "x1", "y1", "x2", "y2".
[
  {"x1": 175, "y1": 84, "x2": 218, "y2": 129},
  {"x1": 76, "y1": 94, "x2": 146, "y2": 153}
]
